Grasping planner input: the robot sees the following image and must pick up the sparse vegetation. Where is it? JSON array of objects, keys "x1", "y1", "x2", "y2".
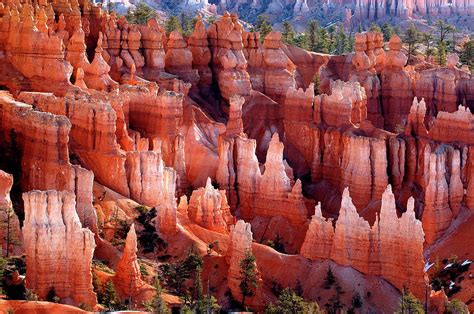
[
  {"x1": 239, "y1": 250, "x2": 258, "y2": 310},
  {"x1": 396, "y1": 288, "x2": 424, "y2": 314},
  {"x1": 125, "y1": 1, "x2": 157, "y2": 24}
]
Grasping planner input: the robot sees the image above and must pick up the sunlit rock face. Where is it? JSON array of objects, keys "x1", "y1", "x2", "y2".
[{"x1": 22, "y1": 190, "x2": 96, "y2": 308}]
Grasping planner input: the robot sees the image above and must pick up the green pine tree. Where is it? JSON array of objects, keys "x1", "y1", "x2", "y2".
[
  {"x1": 403, "y1": 23, "x2": 421, "y2": 64},
  {"x1": 370, "y1": 23, "x2": 381, "y2": 32},
  {"x1": 381, "y1": 22, "x2": 394, "y2": 42},
  {"x1": 103, "y1": 280, "x2": 125, "y2": 311},
  {"x1": 165, "y1": 15, "x2": 182, "y2": 34},
  {"x1": 281, "y1": 21, "x2": 295, "y2": 45},
  {"x1": 125, "y1": 2, "x2": 157, "y2": 25},
  {"x1": 147, "y1": 276, "x2": 170, "y2": 314},
  {"x1": 435, "y1": 20, "x2": 455, "y2": 43},
  {"x1": 396, "y1": 289, "x2": 424, "y2": 314},
  {"x1": 460, "y1": 40, "x2": 474, "y2": 71},
  {"x1": 421, "y1": 32, "x2": 434, "y2": 60},
  {"x1": 239, "y1": 250, "x2": 258, "y2": 309},
  {"x1": 334, "y1": 27, "x2": 348, "y2": 54},
  {"x1": 306, "y1": 20, "x2": 318, "y2": 51},
  {"x1": 315, "y1": 28, "x2": 330, "y2": 53},
  {"x1": 255, "y1": 15, "x2": 272, "y2": 42},
  {"x1": 437, "y1": 40, "x2": 448, "y2": 66}
]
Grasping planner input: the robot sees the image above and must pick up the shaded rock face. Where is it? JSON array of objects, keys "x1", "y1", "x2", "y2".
[
  {"x1": 0, "y1": 170, "x2": 22, "y2": 256},
  {"x1": 187, "y1": 178, "x2": 234, "y2": 233},
  {"x1": 0, "y1": 92, "x2": 97, "y2": 232},
  {"x1": 22, "y1": 190, "x2": 96, "y2": 307},
  {"x1": 301, "y1": 186, "x2": 426, "y2": 299},
  {"x1": 235, "y1": 134, "x2": 307, "y2": 225}
]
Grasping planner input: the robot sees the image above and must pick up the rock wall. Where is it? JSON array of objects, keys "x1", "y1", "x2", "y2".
[
  {"x1": 301, "y1": 186, "x2": 426, "y2": 299},
  {"x1": 0, "y1": 92, "x2": 97, "y2": 232},
  {"x1": 235, "y1": 134, "x2": 307, "y2": 225},
  {"x1": 187, "y1": 178, "x2": 234, "y2": 233},
  {"x1": 22, "y1": 190, "x2": 96, "y2": 307}
]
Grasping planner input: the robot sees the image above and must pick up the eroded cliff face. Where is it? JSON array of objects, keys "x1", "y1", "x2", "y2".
[
  {"x1": 187, "y1": 178, "x2": 234, "y2": 233},
  {"x1": 22, "y1": 190, "x2": 96, "y2": 307},
  {"x1": 301, "y1": 186, "x2": 426, "y2": 299}
]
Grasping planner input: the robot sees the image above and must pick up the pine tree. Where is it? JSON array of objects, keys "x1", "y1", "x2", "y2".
[
  {"x1": 180, "y1": 13, "x2": 197, "y2": 37},
  {"x1": 324, "y1": 266, "x2": 336, "y2": 289},
  {"x1": 125, "y1": 2, "x2": 157, "y2": 25},
  {"x1": 460, "y1": 40, "x2": 474, "y2": 71},
  {"x1": 306, "y1": 20, "x2": 318, "y2": 51},
  {"x1": 149, "y1": 276, "x2": 170, "y2": 314},
  {"x1": 421, "y1": 32, "x2": 434, "y2": 60},
  {"x1": 255, "y1": 15, "x2": 272, "y2": 42},
  {"x1": 437, "y1": 40, "x2": 448, "y2": 66},
  {"x1": 396, "y1": 289, "x2": 424, "y2": 314},
  {"x1": 165, "y1": 16, "x2": 182, "y2": 34},
  {"x1": 281, "y1": 21, "x2": 295, "y2": 45},
  {"x1": 315, "y1": 28, "x2": 331, "y2": 53},
  {"x1": 0, "y1": 206, "x2": 19, "y2": 258},
  {"x1": 381, "y1": 23, "x2": 394, "y2": 42},
  {"x1": 446, "y1": 299, "x2": 468, "y2": 314},
  {"x1": 239, "y1": 250, "x2": 258, "y2": 309},
  {"x1": 103, "y1": 280, "x2": 125, "y2": 311},
  {"x1": 193, "y1": 266, "x2": 203, "y2": 304},
  {"x1": 435, "y1": 20, "x2": 455, "y2": 43},
  {"x1": 403, "y1": 23, "x2": 421, "y2": 64},
  {"x1": 370, "y1": 23, "x2": 381, "y2": 32},
  {"x1": 334, "y1": 27, "x2": 348, "y2": 54}
]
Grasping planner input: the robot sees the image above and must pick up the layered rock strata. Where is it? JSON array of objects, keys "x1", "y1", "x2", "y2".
[
  {"x1": 186, "y1": 178, "x2": 234, "y2": 233},
  {"x1": 22, "y1": 190, "x2": 96, "y2": 307},
  {"x1": 301, "y1": 186, "x2": 425, "y2": 299}
]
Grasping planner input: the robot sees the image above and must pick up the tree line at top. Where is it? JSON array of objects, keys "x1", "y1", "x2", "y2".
[{"x1": 109, "y1": 2, "x2": 474, "y2": 70}]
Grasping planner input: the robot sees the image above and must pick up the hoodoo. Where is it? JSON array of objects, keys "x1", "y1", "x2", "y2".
[{"x1": 0, "y1": 1, "x2": 472, "y2": 312}]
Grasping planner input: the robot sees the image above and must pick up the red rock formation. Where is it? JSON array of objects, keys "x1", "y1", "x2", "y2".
[
  {"x1": 188, "y1": 15, "x2": 212, "y2": 91},
  {"x1": 314, "y1": 79, "x2": 367, "y2": 126},
  {"x1": 165, "y1": 31, "x2": 199, "y2": 86},
  {"x1": 301, "y1": 186, "x2": 426, "y2": 299},
  {"x1": 207, "y1": 12, "x2": 251, "y2": 101},
  {"x1": 84, "y1": 33, "x2": 118, "y2": 91},
  {"x1": 0, "y1": 92, "x2": 97, "y2": 232},
  {"x1": 226, "y1": 220, "x2": 259, "y2": 304},
  {"x1": 187, "y1": 178, "x2": 234, "y2": 233},
  {"x1": 113, "y1": 224, "x2": 146, "y2": 305},
  {"x1": 226, "y1": 94, "x2": 245, "y2": 138},
  {"x1": 380, "y1": 35, "x2": 414, "y2": 131},
  {"x1": 422, "y1": 148, "x2": 453, "y2": 245},
  {"x1": 139, "y1": 19, "x2": 166, "y2": 80},
  {"x1": 261, "y1": 31, "x2": 296, "y2": 104},
  {"x1": 299, "y1": 203, "x2": 334, "y2": 260},
  {"x1": 283, "y1": 84, "x2": 315, "y2": 174},
  {"x1": 236, "y1": 134, "x2": 307, "y2": 225},
  {"x1": 0, "y1": 4, "x2": 73, "y2": 95},
  {"x1": 22, "y1": 190, "x2": 96, "y2": 307}
]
